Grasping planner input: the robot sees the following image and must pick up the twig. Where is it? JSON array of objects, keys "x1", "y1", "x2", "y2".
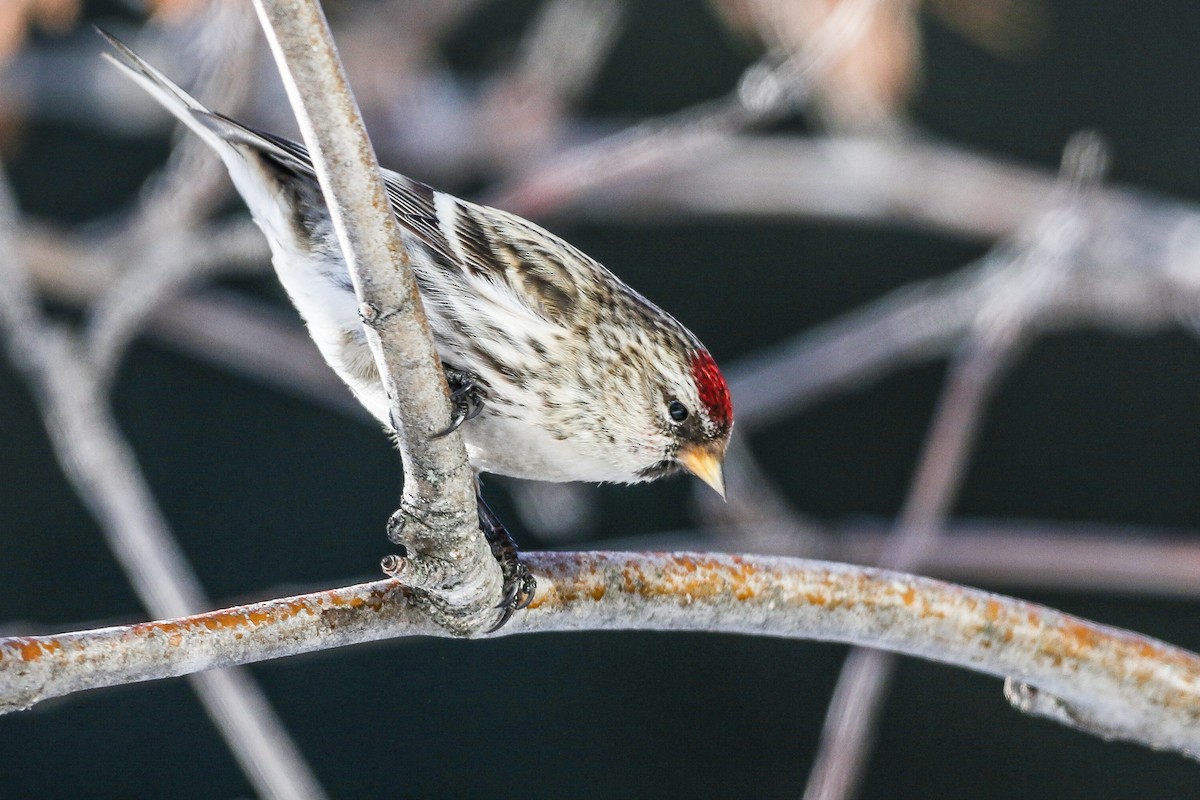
[
  {"x1": 84, "y1": 219, "x2": 270, "y2": 383},
  {"x1": 803, "y1": 334, "x2": 1019, "y2": 800},
  {"x1": 249, "y1": 0, "x2": 497, "y2": 631},
  {"x1": 483, "y1": 0, "x2": 889, "y2": 216},
  {"x1": 503, "y1": 0, "x2": 623, "y2": 108},
  {"x1": 803, "y1": 142, "x2": 1102, "y2": 800},
  {"x1": 727, "y1": 180, "x2": 1200, "y2": 431},
  {"x1": 613, "y1": 519, "x2": 1200, "y2": 599},
  {"x1": 0, "y1": 167, "x2": 328, "y2": 798},
  {"x1": 570, "y1": 134, "x2": 1052, "y2": 238},
  {"x1": 2, "y1": 551, "x2": 1198, "y2": 760},
  {"x1": 837, "y1": 520, "x2": 1200, "y2": 597}
]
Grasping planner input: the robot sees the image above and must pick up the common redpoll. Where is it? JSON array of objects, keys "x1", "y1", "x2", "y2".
[{"x1": 102, "y1": 32, "x2": 733, "y2": 623}]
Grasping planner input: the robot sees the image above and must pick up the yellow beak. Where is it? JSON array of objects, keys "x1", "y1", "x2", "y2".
[{"x1": 677, "y1": 442, "x2": 727, "y2": 500}]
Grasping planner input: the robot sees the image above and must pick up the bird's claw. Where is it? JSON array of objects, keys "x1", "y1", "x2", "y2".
[
  {"x1": 478, "y1": 492, "x2": 536, "y2": 633},
  {"x1": 487, "y1": 564, "x2": 536, "y2": 633},
  {"x1": 433, "y1": 366, "x2": 486, "y2": 438},
  {"x1": 496, "y1": 558, "x2": 536, "y2": 610}
]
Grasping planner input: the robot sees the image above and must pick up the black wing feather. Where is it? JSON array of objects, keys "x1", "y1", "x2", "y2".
[{"x1": 197, "y1": 115, "x2": 460, "y2": 265}]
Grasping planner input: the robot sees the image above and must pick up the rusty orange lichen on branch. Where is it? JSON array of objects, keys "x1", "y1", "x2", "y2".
[
  {"x1": 3, "y1": 551, "x2": 1200, "y2": 757},
  {"x1": 534, "y1": 552, "x2": 939, "y2": 621},
  {"x1": 4, "y1": 637, "x2": 63, "y2": 662},
  {"x1": 113, "y1": 582, "x2": 401, "y2": 647}
]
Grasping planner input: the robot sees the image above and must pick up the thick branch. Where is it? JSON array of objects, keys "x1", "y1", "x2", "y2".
[
  {"x1": 249, "y1": 0, "x2": 497, "y2": 630},
  {"x1": 1, "y1": 552, "x2": 1197, "y2": 759}
]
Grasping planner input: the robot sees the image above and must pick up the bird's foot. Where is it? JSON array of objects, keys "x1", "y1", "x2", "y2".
[
  {"x1": 433, "y1": 366, "x2": 485, "y2": 438},
  {"x1": 477, "y1": 494, "x2": 536, "y2": 633}
]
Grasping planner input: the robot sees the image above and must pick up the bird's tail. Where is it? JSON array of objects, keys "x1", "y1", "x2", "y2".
[
  {"x1": 97, "y1": 29, "x2": 233, "y2": 150},
  {"x1": 98, "y1": 28, "x2": 305, "y2": 173}
]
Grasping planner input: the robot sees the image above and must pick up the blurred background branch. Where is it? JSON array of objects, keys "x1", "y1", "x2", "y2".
[{"x1": 2, "y1": 1, "x2": 1199, "y2": 798}]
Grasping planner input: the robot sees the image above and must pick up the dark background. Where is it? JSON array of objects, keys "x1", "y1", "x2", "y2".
[{"x1": 2, "y1": 1, "x2": 1199, "y2": 797}]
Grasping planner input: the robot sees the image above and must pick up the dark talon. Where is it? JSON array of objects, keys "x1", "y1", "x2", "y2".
[
  {"x1": 486, "y1": 605, "x2": 516, "y2": 634},
  {"x1": 497, "y1": 580, "x2": 520, "y2": 611},
  {"x1": 433, "y1": 409, "x2": 466, "y2": 439},
  {"x1": 477, "y1": 490, "x2": 536, "y2": 631},
  {"x1": 433, "y1": 366, "x2": 486, "y2": 438},
  {"x1": 515, "y1": 575, "x2": 536, "y2": 610},
  {"x1": 463, "y1": 397, "x2": 484, "y2": 423}
]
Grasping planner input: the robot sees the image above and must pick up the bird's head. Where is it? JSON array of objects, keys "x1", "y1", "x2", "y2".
[{"x1": 637, "y1": 347, "x2": 733, "y2": 498}]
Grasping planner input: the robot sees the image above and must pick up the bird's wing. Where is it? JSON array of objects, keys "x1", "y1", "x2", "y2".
[
  {"x1": 208, "y1": 117, "x2": 589, "y2": 332},
  {"x1": 102, "y1": 28, "x2": 587, "y2": 332},
  {"x1": 415, "y1": 195, "x2": 592, "y2": 329}
]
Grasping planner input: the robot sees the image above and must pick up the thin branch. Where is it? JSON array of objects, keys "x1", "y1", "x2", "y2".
[
  {"x1": 503, "y1": 0, "x2": 623, "y2": 108},
  {"x1": 249, "y1": 0, "x2": 496, "y2": 631},
  {"x1": 838, "y1": 521, "x2": 1200, "y2": 597},
  {"x1": 2, "y1": 551, "x2": 1198, "y2": 760},
  {"x1": 804, "y1": 152, "x2": 1101, "y2": 800},
  {"x1": 728, "y1": 196, "x2": 1200, "y2": 432},
  {"x1": 804, "y1": 334, "x2": 1019, "y2": 800},
  {"x1": 84, "y1": 220, "x2": 270, "y2": 384},
  {"x1": 483, "y1": 0, "x2": 894, "y2": 215},
  {"x1": 0, "y1": 170, "x2": 327, "y2": 797},
  {"x1": 580, "y1": 133, "x2": 1049, "y2": 238},
  {"x1": 615, "y1": 519, "x2": 1200, "y2": 599}
]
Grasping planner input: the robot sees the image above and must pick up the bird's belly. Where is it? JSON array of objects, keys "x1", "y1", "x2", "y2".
[{"x1": 461, "y1": 413, "x2": 629, "y2": 484}]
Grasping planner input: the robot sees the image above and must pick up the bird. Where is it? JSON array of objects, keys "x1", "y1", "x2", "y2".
[{"x1": 100, "y1": 30, "x2": 733, "y2": 627}]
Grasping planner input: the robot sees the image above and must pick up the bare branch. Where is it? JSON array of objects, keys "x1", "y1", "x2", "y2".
[
  {"x1": 505, "y1": 0, "x2": 623, "y2": 107},
  {"x1": 0, "y1": 169, "x2": 327, "y2": 797},
  {"x1": 839, "y1": 521, "x2": 1200, "y2": 598},
  {"x1": 629, "y1": 519, "x2": 1200, "y2": 599},
  {"x1": 805, "y1": 155, "x2": 1105, "y2": 800},
  {"x1": 2, "y1": 551, "x2": 1198, "y2": 760},
  {"x1": 249, "y1": 0, "x2": 496, "y2": 631},
  {"x1": 576, "y1": 134, "x2": 1053, "y2": 238},
  {"x1": 481, "y1": 0, "x2": 894, "y2": 217},
  {"x1": 804, "y1": 318, "x2": 1020, "y2": 800},
  {"x1": 84, "y1": 219, "x2": 271, "y2": 383},
  {"x1": 728, "y1": 188, "x2": 1200, "y2": 431}
]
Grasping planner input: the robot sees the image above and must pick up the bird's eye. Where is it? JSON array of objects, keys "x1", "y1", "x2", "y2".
[{"x1": 668, "y1": 400, "x2": 689, "y2": 422}]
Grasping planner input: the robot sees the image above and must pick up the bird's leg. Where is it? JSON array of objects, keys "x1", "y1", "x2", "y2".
[
  {"x1": 433, "y1": 366, "x2": 486, "y2": 438},
  {"x1": 385, "y1": 491, "x2": 535, "y2": 632},
  {"x1": 476, "y1": 489, "x2": 537, "y2": 632}
]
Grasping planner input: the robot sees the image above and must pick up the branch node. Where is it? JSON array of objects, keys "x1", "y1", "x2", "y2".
[
  {"x1": 387, "y1": 499, "x2": 475, "y2": 549},
  {"x1": 1002, "y1": 677, "x2": 1173, "y2": 752},
  {"x1": 357, "y1": 300, "x2": 406, "y2": 330},
  {"x1": 378, "y1": 551, "x2": 449, "y2": 591},
  {"x1": 1004, "y1": 678, "x2": 1077, "y2": 727},
  {"x1": 376, "y1": 551, "x2": 494, "y2": 637},
  {"x1": 386, "y1": 500, "x2": 440, "y2": 545},
  {"x1": 379, "y1": 553, "x2": 405, "y2": 576}
]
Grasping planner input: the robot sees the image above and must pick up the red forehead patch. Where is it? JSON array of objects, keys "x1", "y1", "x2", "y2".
[{"x1": 689, "y1": 349, "x2": 732, "y2": 429}]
